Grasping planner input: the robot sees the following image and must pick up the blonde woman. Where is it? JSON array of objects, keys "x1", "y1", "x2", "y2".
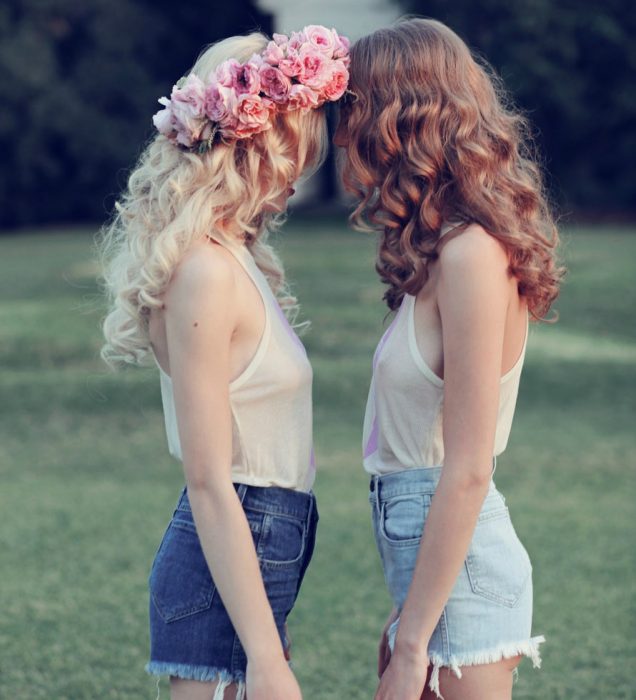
[
  {"x1": 335, "y1": 18, "x2": 563, "y2": 700},
  {"x1": 98, "y1": 27, "x2": 350, "y2": 700}
]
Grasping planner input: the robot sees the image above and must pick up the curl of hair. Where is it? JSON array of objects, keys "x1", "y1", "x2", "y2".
[
  {"x1": 97, "y1": 33, "x2": 328, "y2": 369},
  {"x1": 339, "y1": 18, "x2": 564, "y2": 318}
]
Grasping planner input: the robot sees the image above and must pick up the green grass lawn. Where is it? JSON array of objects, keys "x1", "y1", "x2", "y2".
[{"x1": 0, "y1": 219, "x2": 634, "y2": 699}]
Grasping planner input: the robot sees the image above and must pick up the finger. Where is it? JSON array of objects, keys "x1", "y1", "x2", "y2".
[
  {"x1": 378, "y1": 641, "x2": 390, "y2": 678},
  {"x1": 377, "y1": 638, "x2": 385, "y2": 677}
]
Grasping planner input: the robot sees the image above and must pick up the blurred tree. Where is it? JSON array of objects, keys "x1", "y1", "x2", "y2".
[
  {"x1": 0, "y1": 0, "x2": 272, "y2": 228},
  {"x1": 391, "y1": 0, "x2": 636, "y2": 214}
]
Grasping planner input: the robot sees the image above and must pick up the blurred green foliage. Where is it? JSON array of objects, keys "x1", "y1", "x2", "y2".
[
  {"x1": 1, "y1": 2, "x2": 634, "y2": 226},
  {"x1": 0, "y1": 0, "x2": 271, "y2": 227},
  {"x1": 394, "y1": 0, "x2": 636, "y2": 213}
]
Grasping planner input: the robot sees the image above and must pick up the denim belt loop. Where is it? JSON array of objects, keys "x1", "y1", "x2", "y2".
[
  {"x1": 236, "y1": 482, "x2": 248, "y2": 504},
  {"x1": 306, "y1": 490, "x2": 315, "y2": 526},
  {"x1": 373, "y1": 475, "x2": 381, "y2": 511}
]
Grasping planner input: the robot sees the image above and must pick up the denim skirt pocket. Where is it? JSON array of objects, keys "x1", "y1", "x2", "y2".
[
  {"x1": 253, "y1": 510, "x2": 307, "y2": 568},
  {"x1": 149, "y1": 510, "x2": 219, "y2": 623},
  {"x1": 379, "y1": 494, "x2": 431, "y2": 547},
  {"x1": 465, "y1": 507, "x2": 532, "y2": 608}
]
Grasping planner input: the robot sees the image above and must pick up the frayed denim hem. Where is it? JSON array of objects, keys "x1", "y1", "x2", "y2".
[
  {"x1": 146, "y1": 662, "x2": 246, "y2": 700},
  {"x1": 427, "y1": 635, "x2": 546, "y2": 700}
]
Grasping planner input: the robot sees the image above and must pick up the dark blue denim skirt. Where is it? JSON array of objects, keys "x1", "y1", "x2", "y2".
[{"x1": 145, "y1": 482, "x2": 318, "y2": 690}]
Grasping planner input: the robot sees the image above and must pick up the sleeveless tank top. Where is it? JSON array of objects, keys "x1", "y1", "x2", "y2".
[
  {"x1": 362, "y1": 222, "x2": 529, "y2": 475},
  {"x1": 153, "y1": 239, "x2": 316, "y2": 492}
]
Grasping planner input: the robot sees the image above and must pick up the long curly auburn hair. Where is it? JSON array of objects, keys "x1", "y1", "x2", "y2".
[{"x1": 338, "y1": 18, "x2": 563, "y2": 318}]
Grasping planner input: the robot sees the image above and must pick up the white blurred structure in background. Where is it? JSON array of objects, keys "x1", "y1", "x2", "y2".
[
  {"x1": 257, "y1": 0, "x2": 400, "y2": 39},
  {"x1": 256, "y1": 0, "x2": 402, "y2": 207}
]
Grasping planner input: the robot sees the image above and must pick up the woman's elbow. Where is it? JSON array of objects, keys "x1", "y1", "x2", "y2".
[
  {"x1": 445, "y1": 458, "x2": 493, "y2": 492},
  {"x1": 183, "y1": 460, "x2": 231, "y2": 496}
]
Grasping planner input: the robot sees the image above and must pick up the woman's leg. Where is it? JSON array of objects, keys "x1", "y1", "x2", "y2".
[
  {"x1": 421, "y1": 655, "x2": 522, "y2": 700},
  {"x1": 169, "y1": 677, "x2": 241, "y2": 700}
]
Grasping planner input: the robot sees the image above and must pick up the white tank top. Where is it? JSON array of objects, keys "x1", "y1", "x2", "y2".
[
  {"x1": 153, "y1": 240, "x2": 316, "y2": 492},
  {"x1": 362, "y1": 223, "x2": 529, "y2": 475}
]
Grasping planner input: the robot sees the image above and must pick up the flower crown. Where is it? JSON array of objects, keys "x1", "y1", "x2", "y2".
[{"x1": 153, "y1": 25, "x2": 351, "y2": 153}]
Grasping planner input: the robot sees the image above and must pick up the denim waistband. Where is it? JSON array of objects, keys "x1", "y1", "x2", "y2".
[
  {"x1": 175, "y1": 482, "x2": 316, "y2": 521},
  {"x1": 369, "y1": 457, "x2": 497, "y2": 501}
]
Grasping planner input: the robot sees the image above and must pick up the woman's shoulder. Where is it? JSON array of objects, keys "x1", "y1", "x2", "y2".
[
  {"x1": 438, "y1": 222, "x2": 510, "y2": 275},
  {"x1": 165, "y1": 239, "x2": 237, "y2": 307}
]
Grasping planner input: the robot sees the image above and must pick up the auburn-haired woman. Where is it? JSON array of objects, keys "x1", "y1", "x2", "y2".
[
  {"x1": 98, "y1": 27, "x2": 349, "y2": 700},
  {"x1": 335, "y1": 18, "x2": 562, "y2": 700}
]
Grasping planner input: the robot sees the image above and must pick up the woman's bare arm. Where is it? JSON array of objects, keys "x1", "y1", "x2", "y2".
[
  {"x1": 377, "y1": 226, "x2": 511, "y2": 696},
  {"x1": 163, "y1": 245, "x2": 300, "y2": 696}
]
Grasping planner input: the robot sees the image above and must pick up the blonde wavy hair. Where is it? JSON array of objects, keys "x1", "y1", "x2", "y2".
[
  {"x1": 97, "y1": 32, "x2": 328, "y2": 369},
  {"x1": 339, "y1": 18, "x2": 564, "y2": 318}
]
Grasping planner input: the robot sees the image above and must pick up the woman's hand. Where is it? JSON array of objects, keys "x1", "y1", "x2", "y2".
[
  {"x1": 374, "y1": 644, "x2": 429, "y2": 700},
  {"x1": 247, "y1": 654, "x2": 302, "y2": 700},
  {"x1": 378, "y1": 606, "x2": 399, "y2": 677}
]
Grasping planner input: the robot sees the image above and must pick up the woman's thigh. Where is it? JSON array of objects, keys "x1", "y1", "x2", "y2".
[
  {"x1": 421, "y1": 655, "x2": 522, "y2": 700},
  {"x1": 169, "y1": 677, "x2": 241, "y2": 700}
]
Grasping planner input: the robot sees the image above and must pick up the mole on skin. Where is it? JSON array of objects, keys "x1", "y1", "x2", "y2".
[{"x1": 193, "y1": 322, "x2": 198, "y2": 327}]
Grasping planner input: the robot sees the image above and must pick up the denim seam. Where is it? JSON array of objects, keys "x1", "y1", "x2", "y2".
[
  {"x1": 148, "y1": 522, "x2": 172, "y2": 582},
  {"x1": 231, "y1": 633, "x2": 246, "y2": 678},
  {"x1": 440, "y1": 608, "x2": 450, "y2": 660},
  {"x1": 243, "y1": 504, "x2": 309, "y2": 521},
  {"x1": 476, "y1": 506, "x2": 509, "y2": 524},
  {"x1": 465, "y1": 562, "x2": 532, "y2": 608},
  {"x1": 294, "y1": 499, "x2": 317, "y2": 598},
  {"x1": 150, "y1": 584, "x2": 217, "y2": 624}
]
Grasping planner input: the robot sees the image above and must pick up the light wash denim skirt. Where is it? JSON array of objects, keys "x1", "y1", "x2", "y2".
[
  {"x1": 146, "y1": 482, "x2": 318, "y2": 698},
  {"x1": 369, "y1": 465, "x2": 544, "y2": 698}
]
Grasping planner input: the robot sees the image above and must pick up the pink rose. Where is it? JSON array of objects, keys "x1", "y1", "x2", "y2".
[
  {"x1": 320, "y1": 60, "x2": 349, "y2": 101},
  {"x1": 168, "y1": 75, "x2": 208, "y2": 146},
  {"x1": 272, "y1": 33, "x2": 289, "y2": 47},
  {"x1": 278, "y1": 49, "x2": 303, "y2": 79},
  {"x1": 215, "y1": 59, "x2": 240, "y2": 87},
  {"x1": 287, "y1": 29, "x2": 308, "y2": 53},
  {"x1": 285, "y1": 84, "x2": 319, "y2": 114},
  {"x1": 171, "y1": 74, "x2": 206, "y2": 118},
  {"x1": 304, "y1": 25, "x2": 336, "y2": 57},
  {"x1": 232, "y1": 94, "x2": 275, "y2": 138},
  {"x1": 332, "y1": 31, "x2": 351, "y2": 62},
  {"x1": 227, "y1": 60, "x2": 261, "y2": 95},
  {"x1": 215, "y1": 58, "x2": 260, "y2": 94},
  {"x1": 246, "y1": 52, "x2": 265, "y2": 69},
  {"x1": 204, "y1": 81, "x2": 238, "y2": 131},
  {"x1": 152, "y1": 97, "x2": 174, "y2": 137},
  {"x1": 259, "y1": 64, "x2": 291, "y2": 102},
  {"x1": 297, "y1": 46, "x2": 330, "y2": 89},
  {"x1": 263, "y1": 40, "x2": 285, "y2": 65}
]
